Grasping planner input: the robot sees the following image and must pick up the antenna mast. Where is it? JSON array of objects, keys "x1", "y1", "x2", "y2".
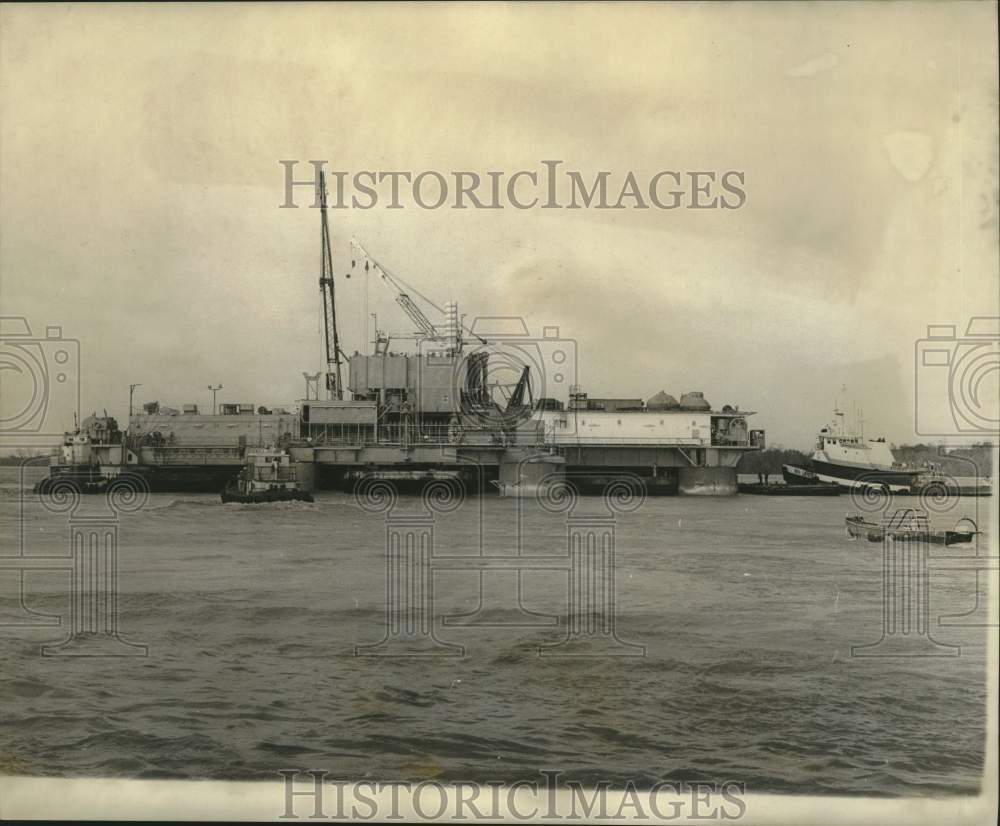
[{"x1": 318, "y1": 170, "x2": 344, "y2": 400}]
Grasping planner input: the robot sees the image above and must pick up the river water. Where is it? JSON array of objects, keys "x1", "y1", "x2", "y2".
[{"x1": 0, "y1": 466, "x2": 991, "y2": 795}]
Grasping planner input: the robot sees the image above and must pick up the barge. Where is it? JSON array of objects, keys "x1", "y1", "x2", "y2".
[{"x1": 34, "y1": 172, "x2": 766, "y2": 497}]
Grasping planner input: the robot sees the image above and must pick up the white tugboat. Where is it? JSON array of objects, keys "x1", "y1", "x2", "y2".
[
  {"x1": 784, "y1": 409, "x2": 992, "y2": 496},
  {"x1": 783, "y1": 409, "x2": 921, "y2": 492},
  {"x1": 220, "y1": 447, "x2": 313, "y2": 503},
  {"x1": 33, "y1": 414, "x2": 139, "y2": 494}
]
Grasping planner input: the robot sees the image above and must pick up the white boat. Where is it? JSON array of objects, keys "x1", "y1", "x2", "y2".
[{"x1": 784, "y1": 410, "x2": 921, "y2": 492}]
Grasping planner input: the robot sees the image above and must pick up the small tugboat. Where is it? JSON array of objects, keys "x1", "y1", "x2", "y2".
[
  {"x1": 845, "y1": 509, "x2": 977, "y2": 546},
  {"x1": 220, "y1": 447, "x2": 314, "y2": 503}
]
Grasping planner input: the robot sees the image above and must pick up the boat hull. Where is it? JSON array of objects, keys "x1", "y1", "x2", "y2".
[
  {"x1": 781, "y1": 464, "x2": 822, "y2": 485},
  {"x1": 220, "y1": 486, "x2": 314, "y2": 504},
  {"x1": 36, "y1": 464, "x2": 242, "y2": 494},
  {"x1": 812, "y1": 459, "x2": 919, "y2": 491},
  {"x1": 738, "y1": 483, "x2": 840, "y2": 496},
  {"x1": 844, "y1": 516, "x2": 974, "y2": 545}
]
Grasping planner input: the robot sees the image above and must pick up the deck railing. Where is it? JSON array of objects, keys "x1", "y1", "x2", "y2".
[
  {"x1": 139, "y1": 445, "x2": 245, "y2": 464},
  {"x1": 549, "y1": 434, "x2": 710, "y2": 446},
  {"x1": 251, "y1": 466, "x2": 297, "y2": 482},
  {"x1": 307, "y1": 424, "x2": 526, "y2": 447},
  {"x1": 126, "y1": 421, "x2": 767, "y2": 453}
]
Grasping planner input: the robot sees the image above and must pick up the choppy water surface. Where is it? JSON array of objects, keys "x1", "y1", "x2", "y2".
[{"x1": 0, "y1": 466, "x2": 991, "y2": 795}]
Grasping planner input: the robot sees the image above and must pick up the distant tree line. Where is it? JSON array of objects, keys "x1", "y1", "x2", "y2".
[
  {"x1": 0, "y1": 449, "x2": 50, "y2": 466},
  {"x1": 892, "y1": 443, "x2": 994, "y2": 477}
]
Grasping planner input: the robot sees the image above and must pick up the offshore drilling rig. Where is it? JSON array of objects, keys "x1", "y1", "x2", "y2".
[{"x1": 37, "y1": 171, "x2": 765, "y2": 496}]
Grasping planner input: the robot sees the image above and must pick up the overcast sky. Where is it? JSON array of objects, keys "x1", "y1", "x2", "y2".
[{"x1": 1, "y1": 2, "x2": 997, "y2": 449}]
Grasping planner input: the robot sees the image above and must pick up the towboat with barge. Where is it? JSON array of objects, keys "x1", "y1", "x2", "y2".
[{"x1": 29, "y1": 182, "x2": 768, "y2": 499}]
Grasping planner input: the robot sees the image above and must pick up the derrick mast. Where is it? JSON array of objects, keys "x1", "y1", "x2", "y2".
[{"x1": 318, "y1": 170, "x2": 343, "y2": 400}]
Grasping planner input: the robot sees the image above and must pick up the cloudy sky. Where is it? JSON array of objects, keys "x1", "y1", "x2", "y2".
[{"x1": 1, "y1": 2, "x2": 997, "y2": 449}]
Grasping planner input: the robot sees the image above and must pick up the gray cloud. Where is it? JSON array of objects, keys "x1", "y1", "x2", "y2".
[{"x1": 1, "y1": 2, "x2": 997, "y2": 449}]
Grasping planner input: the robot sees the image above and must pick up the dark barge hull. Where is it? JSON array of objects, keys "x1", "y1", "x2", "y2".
[
  {"x1": 739, "y1": 483, "x2": 840, "y2": 496},
  {"x1": 131, "y1": 465, "x2": 240, "y2": 492},
  {"x1": 220, "y1": 487, "x2": 314, "y2": 504},
  {"x1": 35, "y1": 465, "x2": 241, "y2": 494}
]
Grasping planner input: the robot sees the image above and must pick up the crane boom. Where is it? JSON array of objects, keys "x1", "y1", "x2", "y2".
[
  {"x1": 507, "y1": 366, "x2": 533, "y2": 411},
  {"x1": 395, "y1": 293, "x2": 438, "y2": 339},
  {"x1": 318, "y1": 170, "x2": 343, "y2": 400},
  {"x1": 352, "y1": 236, "x2": 486, "y2": 348}
]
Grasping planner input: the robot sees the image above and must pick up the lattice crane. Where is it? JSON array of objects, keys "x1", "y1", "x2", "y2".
[{"x1": 317, "y1": 170, "x2": 344, "y2": 399}]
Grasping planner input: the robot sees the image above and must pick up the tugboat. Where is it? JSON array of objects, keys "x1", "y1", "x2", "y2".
[
  {"x1": 220, "y1": 447, "x2": 314, "y2": 503},
  {"x1": 33, "y1": 413, "x2": 137, "y2": 494},
  {"x1": 783, "y1": 409, "x2": 921, "y2": 493}
]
